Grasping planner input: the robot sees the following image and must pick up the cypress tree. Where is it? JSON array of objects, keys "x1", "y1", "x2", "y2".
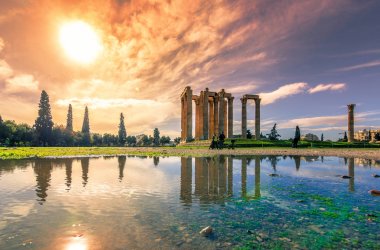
[
  {"x1": 321, "y1": 133, "x2": 324, "y2": 142},
  {"x1": 153, "y1": 128, "x2": 160, "y2": 146},
  {"x1": 81, "y1": 106, "x2": 91, "y2": 146},
  {"x1": 118, "y1": 113, "x2": 127, "y2": 146},
  {"x1": 343, "y1": 131, "x2": 348, "y2": 142},
  {"x1": 66, "y1": 104, "x2": 73, "y2": 132},
  {"x1": 34, "y1": 90, "x2": 54, "y2": 146},
  {"x1": 0, "y1": 115, "x2": 3, "y2": 124}
]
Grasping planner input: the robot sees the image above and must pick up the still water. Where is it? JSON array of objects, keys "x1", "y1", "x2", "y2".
[{"x1": 0, "y1": 155, "x2": 379, "y2": 249}]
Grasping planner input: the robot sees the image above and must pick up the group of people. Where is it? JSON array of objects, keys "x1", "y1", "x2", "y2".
[{"x1": 209, "y1": 132, "x2": 234, "y2": 149}]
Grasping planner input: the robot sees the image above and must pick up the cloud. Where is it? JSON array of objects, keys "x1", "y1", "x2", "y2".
[
  {"x1": 5, "y1": 74, "x2": 39, "y2": 94},
  {"x1": 0, "y1": 60, "x2": 13, "y2": 79},
  {"x1": 336, "y1": 60, "x2": 380, "y2": 72},
  {"x1": 259, "y1": 82, "x2": 308, "y2": 105},
  {"x1": 308, "y1": 83, "x2": 346, "y2": 94}
]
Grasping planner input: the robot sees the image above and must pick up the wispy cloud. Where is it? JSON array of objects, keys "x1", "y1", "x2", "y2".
[
  {"x1": 336, "y1": 60, "x2": 380, "y2": 72},
  {"x1": 259, "y1": 82, "x2": 308, "y2": 105},
  {"x1": 308, "y1": 83, "x2": 346, "y2": 94}
]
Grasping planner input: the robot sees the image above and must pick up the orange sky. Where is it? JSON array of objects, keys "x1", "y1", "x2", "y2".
[{"x1": 1, "y1": 0, "x2": 380, "y2": 139}]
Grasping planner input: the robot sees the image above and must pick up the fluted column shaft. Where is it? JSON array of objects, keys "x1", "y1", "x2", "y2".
[
  {"x1": 347, "y1": 104, "x2": 355, "y2": 143},
  {"x1": 228, "y1": 97, "x2": 234, "y2": 138},
  {"x1": 241, "y1": 98, "x2": 247, "y2": 139},
  {"x1": 255, "y1": 98, "x2": 261, "y2": 140}
]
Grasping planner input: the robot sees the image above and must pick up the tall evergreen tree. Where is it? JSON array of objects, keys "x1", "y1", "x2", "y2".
[
  {"x1": 118, "y1": 113, "x2": 127, "y2": 146},
  {"x1": 267, "y1": 123, "x2": 281, "y2": 141},
  {"x1": 81, "y1": 106, "x2": 91, "y2": 146},
  {"x1": 368, "y1": 130, "x2": 372, "y2": 141},
  {"x1": 66, "y1": 104, "x2": 73, "y2": 132},
  {"x1": 343, "y1": 131, "x2": 348, "y2": 142},
  {"x1": 153, "y1": 128, "x2": 160, "y2": 146},
  {"x1": 0, "y1": 115, "x2": 3, "y2": 124},
  {"x1": 34, "y1": 90, "x2": 54, "y2": 146},
  {"x1": 321, "y1": 133, "x2": 324, "y2": 142},
  {"x1": 292, "y1": 125, "x2": 301, "y2": 148}
]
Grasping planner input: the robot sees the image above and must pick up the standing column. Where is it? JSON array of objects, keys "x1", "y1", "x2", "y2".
[
  {"x1": 202, "y1": 89, "x2": 209, "y2": 140},
  {"x1": 224, "y1": 100, "x2": 228, "y2": 136},
  {"x1": 218, "y1": 90, "x2": 225, "y2": 135},
  {"x1": 181, "y1": 98, "x2": 185, "y2": 141},
  {"x1": 195, "y1": 99, "x2": 200, "y2": 140},
  {"x1": 228, "y1": 97, "x2": 234, "y2": 138},
  {"x1": 255, "y1": 98, "x2": 261, "y2": 140},
  {"x1": 214, "y1": 97, "x2": 219, "y2": 136},
  {"x1": 185, "y1": 87, "x2": 193, "y2": 142},
  {"x1": 347, "y1": 104, "x2": 355, "y2": 143},
  {"x1": 209, "y1": 100, "x2": 214, "y2": 139},
  {"x1": 241, "y1": 98, "x2": 247, "y2": 139}
]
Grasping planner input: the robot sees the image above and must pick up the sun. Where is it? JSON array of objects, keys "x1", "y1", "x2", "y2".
[{"x1": 59, "y1": 21, "x2": 102, "y2": 64}]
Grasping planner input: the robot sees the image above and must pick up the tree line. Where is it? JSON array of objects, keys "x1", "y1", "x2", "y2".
[{"x1": 0, "y1": 90, "x2": 177, "y2": 147}]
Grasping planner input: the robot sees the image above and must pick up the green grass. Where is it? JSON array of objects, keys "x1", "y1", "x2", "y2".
[{"x1": 180, "y1": 139, "x2": 380, "y2": 148}]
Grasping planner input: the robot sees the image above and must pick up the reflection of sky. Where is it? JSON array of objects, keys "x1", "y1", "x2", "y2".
[{"x1": 1, "y1": 156, "x2": 380, "y2": 249}]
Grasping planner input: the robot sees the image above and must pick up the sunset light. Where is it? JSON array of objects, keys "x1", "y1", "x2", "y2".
[{"x1": 59, "y1": 21, "x2": 102, "y2": 64}]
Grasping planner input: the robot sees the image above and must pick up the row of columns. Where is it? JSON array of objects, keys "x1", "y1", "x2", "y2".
[{"x1": 181, "y1": 87, "x2": 260, "y2": 142}]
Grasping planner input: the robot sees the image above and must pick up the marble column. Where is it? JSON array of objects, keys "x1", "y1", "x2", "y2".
[
  {"x1": 181, "y1": 98, "x2": 185, "y2": 141},
  {"x1": 241, "y1": 98, "x2": 247, "y2": 139},
  {"x1": 184, "y1": 87, "x2": 193, "y2": 142},
  {"x1": 209, "y1": 99, "x2": 214, "y2": 139},
  {"x1": 228, "y1": 97, "x2": 234, "y2": 138},
  {"x1": 218, "y1": 90, "x2": 225, "y2": 135},
  {"x1": 213, "y1": 97, "x2": 219, "y2": 136},
  {"x1": 255, "y1": 98, "x2": 261, "y2": 140},
  {"x1": 195, "y1": 98, "x2": 200, "y2": 140},
  {"x1": 224, "y1": 100, "x2": 228, "y2": 136},
  {"x1": 202, "y1": 89, "x2": 209, "y2": 140},
  {"x1": 347, "y1": 104, "x2": 355, "y2": 143}
]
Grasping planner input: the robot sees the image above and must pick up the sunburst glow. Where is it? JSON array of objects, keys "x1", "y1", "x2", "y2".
[{"x1": 59, "y1": 21, "x2": 102, "y2": 64}]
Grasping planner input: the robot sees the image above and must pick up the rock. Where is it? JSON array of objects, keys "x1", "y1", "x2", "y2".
[
  {"x1": 256, "y1": 236, "x2": 263, "y2": 242},
  {"x1": 372, "y1": 174, "x2": 380, "y2": 178},
  {"x1": 341, "y1": 175, "x2": 352, "y2": 179},
  {"x1": 247, "y1": 230, "x2": 254, "y2": 234},
  {"x1": 369, "y1": 190, "x2": 380, "y2": 196},
  {"x1": 269, "y1": 173, "x2": 279, "y2": 177},
  {"x1": 296, "y1": 199, "x2": 305, "y2": 203},
  {"x1": 366, "y1": 213, "x2": 377, "y2": 218},
  {"x1": 199, "y1": 226, "x2": 213, "y2": 237}
]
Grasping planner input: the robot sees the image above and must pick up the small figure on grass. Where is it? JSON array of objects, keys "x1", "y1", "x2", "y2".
[
  {"x1": 218, "y1": 131, "x2": 226, "y2": 149},
  {"x1": 209, "y1": 135, "x2": 217, "y2": 149}
]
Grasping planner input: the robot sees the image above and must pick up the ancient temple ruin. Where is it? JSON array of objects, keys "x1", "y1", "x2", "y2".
[{"x1": 180, "y1": 86, "x2": 261, "y2": 142}]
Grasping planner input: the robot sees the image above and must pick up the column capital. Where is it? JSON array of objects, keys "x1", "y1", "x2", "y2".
[
  {"x1": 241, "y1": 97, "x2": 247, "y2": 104},
  {"x1": 255, "y1": 98, "x2": 261, "y2": 105}
]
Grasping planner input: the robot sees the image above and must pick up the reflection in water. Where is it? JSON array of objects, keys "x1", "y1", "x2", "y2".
[
  {"x1": 348, "y1": 158, "x2": 355, "y2": 192},
  {"x1": 65, "y1": 236, "x2": 88, "y2": 250},
  {"x1": 180, "y1": 156, "x2": 262, "y2": 203},
  {"x1": 34, "y1": 160, "x2": 53, "y2": 205},
  {"x1": 81, "y1": 158, "x2": 89, "y2": 187},
  {"x1": 180, "y1": 157, "x2": 192, "y2": 205},
  {"x1": 65, "y1": 159, "x2": 73, "y2": 191},
  {"x1": 118, "y1": 156, "x2": 126, "y2": 182},
  {"x1": 294, "y1": 156, "x2": 301, "y2": 171},
  {"x1": 241, "y1": 157, "x2": 247, "y2": 198},
  {"x1": 255, "y1": 157, "x2": 261, "y2": 198},
  {"x1": 153, "y1": 156, "x2": 159, "y2": 167}
]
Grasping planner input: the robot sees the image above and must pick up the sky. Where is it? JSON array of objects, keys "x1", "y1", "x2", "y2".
[{"x1": 0, "y1": 0, "x2": 380, "y2": 140}]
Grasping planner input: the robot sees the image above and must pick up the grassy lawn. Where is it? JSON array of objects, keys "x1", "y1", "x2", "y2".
[{"x1": 0, "y1": 140, "x2": 379, "y2": 160}]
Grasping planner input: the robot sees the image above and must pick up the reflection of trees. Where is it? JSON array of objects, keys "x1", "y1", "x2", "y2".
[
  {"x1": 0, "y1": 160, "x2": 29, "y2": 176},
  {"x1": 153, "y1": 156, "x2": 159, "y2": 167},
  {"x1": 81, "y1": 158, "x2": 89, "y2": 187},
  {"x1": 34, "y1": 159, "x2": 53, "y2": 205},
  {"x1": 348, "y1": 158, "x2": 355, "y2": 192},
  {"x1": 294, "y1": 156, "x2": 301, "y2": 171},
  {"x1": 118, "y1": 156, "x2": 126, "y2": 182},
  {"x1": 266, "y1": 156, "x2": 280, "y2": 171},
  {"x1": 65, "y1": 159, "x2": 73, "y2": 191}
]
